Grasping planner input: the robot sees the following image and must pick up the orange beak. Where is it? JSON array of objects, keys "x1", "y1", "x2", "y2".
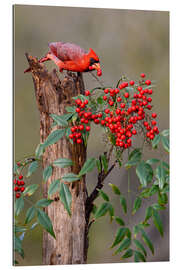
[{"x1": 91, "y1": 63, "x2": 102, "y2": 76}]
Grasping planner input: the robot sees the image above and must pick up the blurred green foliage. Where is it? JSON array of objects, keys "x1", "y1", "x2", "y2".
[{"x1": 14, "y1": 5, "x2": 169, "y2": 265}]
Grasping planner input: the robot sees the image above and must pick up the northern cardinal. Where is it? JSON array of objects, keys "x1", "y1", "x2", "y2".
[{"x1": 24, "y1": 42, "x2": 102, "y2": 76}]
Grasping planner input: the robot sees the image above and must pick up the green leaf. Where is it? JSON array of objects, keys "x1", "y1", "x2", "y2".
[
  {"x1": 62, "y1": 173, "x2": 80, "y2": 182},
  {"x1": 14, "y1": 236, "x2": 24, "y2": 258},
  {"x1": 114, "y1": 238, "x2": 131, "y2": 254},
  {"x1": 43, "y1": 129, "x2": 65, "y2": 148},
  {"x1": 132, "y1": 197, "x2": 142, "y2": 215},
  {"x1": 139, "y1": 188, "x2": 150, "y2": 198},
  {"x1": 146, "y1": 158, "x2": 160, "y2": 165},
  {"x1": 23, "y1": 184, "x2": 39, "y2": 196},
  {"x1": 114, "y1": 216, "x2": 125, "y2": 226},
  {"x1": 53, "y1": 158, "x2": 73, "y2": 168},
  {"x1": 79, "y1": 158, "x2": 96, "y2": 176},
  {"x1": 101, "y1": 154, "x2": 108, "y2": 173},
  {"x1": 152, "y1": 134, "x2": 161, "y2": 148},
  {"x1": 50, "y1": 114, "x2": 68, "y2": 127},
  {"x1": 121, "y1": 248, "x2": 133, "y2": 259},
  {"x1": 134, "y1": 250, "x2": 146, "y2": 262},
  {"x1": 141, "y1": 229, "x2": 154, "y2": 254},
  {"x1": 43, "y1": 165, "x2": 53, "y2": 182},
  {"x1": 36, "y1": 198, "x2": 53, "y2": 207},
  {"x1": 152, "y1": 203, "x2": 166, "y2": 210},
  {"x1": 111, "y1": 228, "x2": 128, "y2": 248},
  {"x1": 161, "y1": 129, "x2": 169, "y2": 137},
  {"x1": 120, "y1": 195, "x2": 127, "y2": 213},
  {"x1": 155, "y1": 162, "x2": 166, "y2": 189},
  {"x1": 15, "y1": 197, "x2": 24, "y2": 216},
  {"x1": 109, "y1": 183, "x2": 121, "y2": 195},
  {"x1": 48, "y1": 180, "x2": 60, "y2": 197},
  {"x1": 125, "y1": 148, "x2": 142, "y2": 168},
  {"x1": 97, "y1": 96, "x2": 104, "y2": 104},
  {"x1": 96, "y1": 159, "x2": 101, "y2": 173},
  {"x1": 136, "y1": 161, "x2": 153, "y2": 187},
  {"x1": 26, "y1": 161, "x2": 38, "y2": 177},
  {"x1": 14, "y1": 225, "x2": 26, "y2": 233},
  {"x1": 66, "y1": 106, "x2": 76, "y2": 113},
  {"x1": 94, "y1": 202, "x2": 110, "y2": 219},
  {"x1": 37, "y1": 209, "x2": 55, "y2": 238},
  {"x1": 133, "y1": 239, "x2": 147, "y2": 256},
  {"x1": 152, "y1": 209, "x2": 163, "y2": 236},
  {"x1": 59, "y1": 182, "x2": 72, "y2": 216},
  {"x1": 144, "y1": 206, "x2": 153, "y2": 222},
  {"x1": 148, "y1": 185, "x2": 159, "y2": 196},
  {"x1": 35, "y1": 143, "x2": 44, "y2": 158},
  {"x1": 25, "y1": 206, "x2": 36, "y2": 224},
  {"x1": 161, "y1": 136, "x2": 169, "y2": 153},
  {"x1": 98, "y1": 189, "x2": 109, "y2": 201},
  {"x1": 158, "y1": 192, "x2": 168, "y2": 205},
  {"x1": 108, "y1": 204, "x2": 114, "y2": 221}
]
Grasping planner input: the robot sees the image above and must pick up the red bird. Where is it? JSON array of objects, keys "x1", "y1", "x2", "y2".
[{"x1": 24, "y1": 42, "x2": 102, "y2": 76}]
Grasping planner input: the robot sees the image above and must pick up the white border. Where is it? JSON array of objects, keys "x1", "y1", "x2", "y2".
[{"x1": 1, "y1": 1, "x2": 180, "y2": 270}]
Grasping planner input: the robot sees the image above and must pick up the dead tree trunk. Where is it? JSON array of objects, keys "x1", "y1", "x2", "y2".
[{"x1": 25, "y1": 54, "x2": 88, "y2": 265}]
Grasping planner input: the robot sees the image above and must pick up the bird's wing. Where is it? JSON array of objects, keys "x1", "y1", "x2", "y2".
[{"x1": 48, "y1": 42, "x2": 86, "y2": 62}]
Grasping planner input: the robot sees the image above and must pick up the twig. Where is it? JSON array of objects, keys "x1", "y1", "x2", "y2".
[{"x1": 85, "y1": 159, "x2": 118, "y2": 223}]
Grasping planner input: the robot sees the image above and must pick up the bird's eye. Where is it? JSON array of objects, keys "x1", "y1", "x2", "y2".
[{"x1": 90, "y1": 57, "x2": 99, "y2": 65}]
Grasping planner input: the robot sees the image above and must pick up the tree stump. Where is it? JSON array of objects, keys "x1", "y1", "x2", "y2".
[{"x1": 25, "y1": 54, "x2": 88, "y2": 265}]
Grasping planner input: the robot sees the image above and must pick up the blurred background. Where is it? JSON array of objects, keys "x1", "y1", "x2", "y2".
[{"x1": 14, "y1": 5, "x2": 169, "y2": 265}]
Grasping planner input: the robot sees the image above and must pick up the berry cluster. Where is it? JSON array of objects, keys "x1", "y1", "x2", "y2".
[
  {"x1": 14, "y1": 163, "x2": 25, "y2": 199},
  {"x1": 69, "y1": 74, "x2": 159, "y2": 149}
]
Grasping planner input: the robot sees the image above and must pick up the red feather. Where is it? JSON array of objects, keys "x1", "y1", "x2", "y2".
[{"x1": 24, "y1": 42, "x2": 102, "y2": 76}]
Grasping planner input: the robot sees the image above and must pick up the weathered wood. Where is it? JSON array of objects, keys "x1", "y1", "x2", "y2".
[{"x1": 25, "y1": 54, "x2": 88, "y2": 265}]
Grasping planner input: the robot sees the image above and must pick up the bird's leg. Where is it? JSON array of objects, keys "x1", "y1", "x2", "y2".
[{"x1": 45, "y1": 52, "x2": 65, "y2": 72}]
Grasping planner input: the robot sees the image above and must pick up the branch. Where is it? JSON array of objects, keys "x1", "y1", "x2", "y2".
[{"x1": 85, "y1": 157, "x2": 117, "y2": 223}]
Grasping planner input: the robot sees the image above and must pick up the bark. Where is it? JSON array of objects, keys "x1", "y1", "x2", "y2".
[{"x1": 25, "y1": 54, "x2": 88, "y2": 265}]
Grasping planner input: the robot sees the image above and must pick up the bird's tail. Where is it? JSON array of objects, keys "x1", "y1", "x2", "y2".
[{"x1": 24, "y1": 54, "x2": 51, "y2": 73}]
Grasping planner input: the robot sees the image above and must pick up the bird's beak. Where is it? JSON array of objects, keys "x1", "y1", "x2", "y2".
[{"x1": 91, "y1": 63, "x2": 102, "y2": 76}]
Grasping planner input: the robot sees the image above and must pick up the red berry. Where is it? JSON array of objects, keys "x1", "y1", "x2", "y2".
[
  {"x1": 14, "y1": 186, "x2": 19, "y2": 192},
  {"x1": 69, "y1": 134, "x2": 74, "y2": 139},
  {"x1": 98, "y1": 113, "x2": 103, "y2": 118},
  {"x1": 20, "y1": 181, "x2": 25, "y2": 186},
  {"x1": 76, "y1": 138, "x2": 82, "y2": 144},
  {"x1": 16, "y1": 162, "x2": 21, "y2": 167},
  {"x1": 143, "y1": 121, "x2": 148, "y2": 127},
  {"x1": 101, "y1": 120, "x2": 105, "y2": 125},
  {"x1": 104, "y1": 89, "x2": 109, "y2": 94},
  {"x1": 85, "y1": 90, "x2": 90, "y2": 96},
  {"x1": 132, "y1": 130, "x2": 137, "y2": 135},
  {"x1": 79, "y1": 125, "x2": 84, "y2": 130},
  {"x1": 129, "y1": 80, "x2": 134, "y2": 86},
  {"x1": 103, "y1": 95, "x2": 107, "y2": 100},
  {"x1": 86, "y1": 126, "x2": 91, "y2": 132},
  {"x1": 151, "y1": 120, "x2": 156, "y2": 126},
  {"x1": 147, "y1": 97, "x2": 152, "y2": 102},
  {"x1": 71, "y1": 127, "x2": 76, "y2": 133},
  {"x1": 19, "y1": 175, "x2": 23, "y2": 180},
  {"x1": 114, "y1": 88, "x2": 119, "y2": 94},
  {"x1": 137, "y1": 86, "x2": 142, "y2": 91},
  {"x1": 150, "y1": 134, "x2": 155, "y2": 140},
  {"x1": 148, "y1": 89, "x2": 153, "y2": 94},
  {"x1": 145, "y1": 80, "x2": 151, "y2": 85},
  {"x1": 124, "y1": 92, "x2": 129, "y2": 98},
  {"x1": 120, "y1": 103, "x2": 125, "y2": 109},
  {"x1": 76, "y1": 107, "x2": 81, "y2": 113},
  {"x1": 16, "y1": 193, "x2": 21, "y2": 199},
  {"x1": 117, "y1": 97, "x2": 122, "y2": 102},
  {"x1": 141, "y1": 73, "x2": 145, "y2": 78},
  {"x1": 84, "y1": 99, "x2": 88, "y2": 105},
  {"x1": 152, "y1": 113, "x2": 157, "y2": 118},
  {"x1": 75, "y1": 99, "x2": 81, "y2": 105},
  {"x1": 13, "y1": 179, "x2": 17, "y2": 185},
  {"x1": 94, "y1": 119, "x2": 100, "y2": 124},
  {"x1": 105, "y1": 108, "x2": 110, "y2": 114},
  {"x1": 20, "y1": 187, "x2": 25, "y2": 192}
]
